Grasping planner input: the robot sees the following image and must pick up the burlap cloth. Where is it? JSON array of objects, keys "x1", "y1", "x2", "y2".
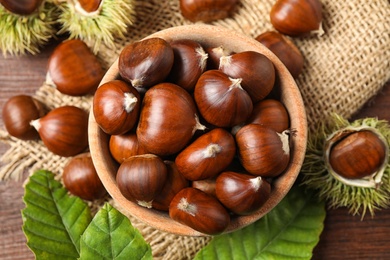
[{"x1": 1, "y1": 0, "x2": 389, "y2": 259}]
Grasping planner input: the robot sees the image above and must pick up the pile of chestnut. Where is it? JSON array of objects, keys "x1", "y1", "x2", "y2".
[
  {"x1": 93, "y1": 36, "x2": 293, "y2": 235},
  {"x1": 1, "y1": 0, "x2": 322, "y2": 235},
  {"x1": 2, "y1": 39, "x2": 105, "y2": 156},
  {"x1": 2, "y1": 39, "x2": 108, "y2": 201}
]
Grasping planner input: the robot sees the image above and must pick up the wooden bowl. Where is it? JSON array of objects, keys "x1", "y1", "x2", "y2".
[{"x1": 88, "y1": 24, "x2": 307, "y2": 236}]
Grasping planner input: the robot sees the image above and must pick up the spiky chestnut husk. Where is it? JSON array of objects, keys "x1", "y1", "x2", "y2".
[
  {"x1": 0, "y1": 1, "x2": 58, "y2": 56},
  {"x1": 301, "y1": 113, "x2": 390, "y2": 217},
  {"x1": 55, "y1": 0, "x2": 135, "y2": 53}
]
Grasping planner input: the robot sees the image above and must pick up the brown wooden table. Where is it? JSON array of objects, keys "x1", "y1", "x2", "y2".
[{"x1": 1, "y1": 40, "x2": 390, "y2": 260}]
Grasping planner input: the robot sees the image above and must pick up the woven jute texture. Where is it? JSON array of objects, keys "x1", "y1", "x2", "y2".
[{"x1": 1, "y1": 0, "x2": 389, "y2": 259}]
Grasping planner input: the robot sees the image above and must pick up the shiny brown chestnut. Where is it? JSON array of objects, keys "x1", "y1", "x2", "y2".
[
  {"x1": 179, "y1": 0, "x2": 238, "y2": 23},
  {"x1": 62, "y1": 152, "x2": 107, "y2": 201},
  {"x1": 328, "y1": 130, "x2": 387, "y2": 180},
  {"x1": 0, "y1": 0, "x2": 43, "y2": 15},
  {"x1": 219, "y1": 51, "x2": 276, "y2": 103},
  {"x1": 2, "y1": 95, "x2": 47, "y2": 140},
  {"x1": 116, "y1": 154, "x2": 168, "y2": 208},
  {"x1": 152, "y1": 161, "x2": 189, "y2": 211},
  {"x1": 167, "y1": 39, "x2": 208, "y2": 92},
  {"x1": 118, "y1": 37, "x2": 174, "y2": 88},
  {"x1": 47, "y1": 39, "x2": 105, "y2": 96},
  {"x1": 30, "y1": 105, "x2": 89, "y2": 157},
  {"x1": 236, "y1": 124, "x2": 290, "y2": 177},
  {"x1": 93, "y1": 80, "x2": 141, "y2": 135},
  {"x1": 109, "y1": 132, "x2": 148, "y2": 164},
  {"x1": 246, "y1": 99, "x2": 290, "y2": 133},
  {"x1": 215, "y1": 171, "x2": 271, "y2": 215},
  {"x1": 175, "y1": 128, "x2": 236, "y2": 181},
  {"x1": 255, "y1": 31, "x2": 304, "y2": 78},
  {"x1": 194, "y1": 70, "x2": 253, "y2": 127},
  {"x1": 270, "y1": 0, "x2": 323, "y2": 36},
  {"x1": 137, "y1": 82, "x2": 206, "y2": 156},
  {"x1": 169, "y1": 187, "x2": 230, "y2": 235}
]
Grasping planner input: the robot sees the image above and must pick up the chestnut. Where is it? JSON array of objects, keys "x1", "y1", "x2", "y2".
[
  {"x1": 47, "y1": 39, "x2": 105, "y2": 96},
  {"x1": 169, "y1": 187, "x2": 230, "y2": 235},
  {"x1": 255, "y1": 31, "x2": 304, "y2": 78},
  {"x1": 246, "y1": 99, "x2": 290, "y2": 133},
  {"x1": 167, "y1": 39, "x2": 208, "y2": 92},
  {"x1": 0, "y1": 0, "x2": 43, "y2": 15},
  {"x1": 327, "y1": 130, "x2": 387, "y2": 180},
  {"x1": 236, "y1": 124, "x2": 290, "y2": 177},
  {"x1": 93, "y1": 79, "x2": 141, "y2": 135},
  {"x1": 109, "y1": 132, "x2": 148, "y2": 164},
  {"x1": 30, "y1": 105, "x2": 89, "y2": 157},
  {"x1": 62, "y1": 152, "x2": 107, "y2": 201},
  {"x1": 137, "y1": 82, "x2": 206, "y2": 156},
  {"x1": 118, "y1": 37, "x2": 174, "y2": 88},
  {"x1": 194, "y1": 70, "x2": 253, "y2": 127},
  {"x1": 179, "y1": 0, "x2": 238, "y2": 23},
  {"x1": 270, "y1": 0, "x2": 323, "y2": 36},
  {"x1": 219, "y1": 51, "x2": 276, "y2": 103},
  {"x1": 175, "y1": 128, "x2": 236, "y2": 181},
  {"x1": 152, "y1": 161, "x2": 189, "y2": 211},
  {"x1": 215, "y1": 171, "x2": 271, "y2": 215},
  {"x1": 2, "y1": 95, "x2": 47, "y2": 140},
  {"x1": 116, "y1": 154, "x2": 168, "y2": 208}
]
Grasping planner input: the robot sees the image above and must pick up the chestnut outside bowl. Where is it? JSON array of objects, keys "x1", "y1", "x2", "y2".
[{"x1": 88, "y1": 24, "x2": 308, "y2": 236}]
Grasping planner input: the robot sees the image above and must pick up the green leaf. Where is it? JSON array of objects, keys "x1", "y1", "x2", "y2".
[
  {"x1": 22, "y1": 170, "x2": 92, "y2": 260},
  {"x1": 195, "y1": 184, "x2": 326, "y2": 260},
  {"x1": 79, "y1": 203, "x2": 153, "y2": 260}
]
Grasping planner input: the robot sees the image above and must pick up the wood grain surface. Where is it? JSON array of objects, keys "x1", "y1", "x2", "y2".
[{"x1": 1, "y1": 40, "x2": 390, "y2": 259}]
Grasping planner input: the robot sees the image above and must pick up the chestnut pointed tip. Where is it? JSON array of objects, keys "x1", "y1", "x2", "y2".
[
  {"x1": 277, "y1": 131, "x2": 291, "y2": 155},
  {"x1": 131, "y1": 78, "x2": 144, "y2": 88},
  {"x1": 123, "y1": 92, "x2": 138, "y2": 113},
  {"x1": 30, "y1": 118, "x2": 41, "y2": 131},
  {"x1": 177, "y1": 197, "x2": 197, "y2": 217},
  {"x1": 138, "y1": 200, "x2": 154, "y2": 208},
  {"x1": 314, "y1": 22, "x2": 325, "y2": 36},
  {"x1": 250, "y1": 176, "x2": 263, "y2": 191},
  {"x1": 228, "y1": 77, "x2": 243, "y2": 90},
  {"x1": 193, "y1": 114, "x2": 207, "y2": 134},
  {"x1": 196, "y1": 47, "x2": 209, "y2": 71},
  {"x1": 219, "y1": 55, "x2": 232, "y2": 69},
  {"x1": 202, "y1": 144, "x2": 222, "y2": 158}
]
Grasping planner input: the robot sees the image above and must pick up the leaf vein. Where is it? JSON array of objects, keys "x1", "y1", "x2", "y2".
[
  {"x1": 257, "y1": 200, "x2": 314, "y2": 254},
  {"x1": 25, "y1": 228, "x2": 74, "y2": 244},
  {"x1": 24, "y1": 197, "x2": 58, "y2": 215},
  {"x1": 23, "y1": 213, "x2": 68, "y2": 231}
]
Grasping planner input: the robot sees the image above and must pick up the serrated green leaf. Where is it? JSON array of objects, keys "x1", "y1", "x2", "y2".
[
  {"x1": 195, "y1": 184, "x2": 326, "y2": 260},
  {"x1": 22, "y1": 170, "x2": 92, "y2": 260},
  {"x1": 79, "y1": 203, "x2": 153, "y2": 260}
]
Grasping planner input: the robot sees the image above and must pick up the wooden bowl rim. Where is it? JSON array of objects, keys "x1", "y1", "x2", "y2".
[{"x1": 88, "y1": 24, "x2": 308, "y2": 236}]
